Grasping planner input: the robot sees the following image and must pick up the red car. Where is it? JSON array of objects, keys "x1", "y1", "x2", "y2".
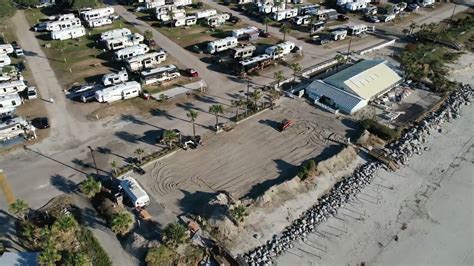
[
  {"x1": 279, "y1": 119, "x2": 294, "y2": 131},
  {"x1": 185, "y1": 68, "x2": 199, "y2": 78}
]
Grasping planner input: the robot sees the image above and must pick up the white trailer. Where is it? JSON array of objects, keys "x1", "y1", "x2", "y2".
[
  {"x1": 345, "y1": 2, "x2": 367, "y2": 11},
  {"x1": 46, "y1": 18, "x2": 82, "y2": 32},
  {"x1": 104, "y1": 33, "x2": 144, "y2": 51},
  {"x1": 95, "y1": 81, "x2": 142, "y2": 103},
  {"x1": 207, "y1": 37, "x2": 238, "y2": 54},
  {"x1": 0, "y1": 44, "x2": 14, "y2": 55},
  {"x1": 230, "y1": 45, "x2": 256, "y2": 59},
  {"x1": 114, "y1": 44, "x2": 150, "y2": 61},
  {"x1": 348, "y1": 24, "x2": 368, "y2": 36},
  {"x1": 331, "y1": 29, "x2": 347, "y2": 40},
  {"x1": 100, "y1": 28, "x2": 132, "y2": 41},
  {"x1": 140, "y1": 65, "x2": 180, "y2": 85},
  {"x1": 173, "y1": 16, "x2": 197, "y2": 27},
  {"x1": 206, "y1": 13, "x2": 230, "y2": 27},
  {"x1": 417, "y1": 0, "x2": 435, "y2": 7},
  {"x1": 50, "y1": 26, "x2": 86, "y2": 40},
  {"x1": 0, "y1": 54, "x2": 11, "y2": 68},
  {"x1": 145, "y1": 0, "x2": 165, "y2": 9},
  {"x1": 232, "y1": 26, "x2": 259, "y2": 39},
  {"x1": 120, "y1": 177, "x2": 150, "y2": 208},
  {"x1": 0, "y1": 80, "x2": 27, "y2": 96},
  {"x1": 0, "y1": 93, "x2": 22, "y2": 110},
  {"x1": 157, "y1": 9, "x2": 186, "y2": 22},
  {"x1": 272, "y1": 8, "x2": 298, "y2": 21},
  {"x1": 155, "y1": 5, "x2": 177, "y2": 16},
  {"x1": 47, "y1": 13, "x2": 76, "y2": 22},
  {"x1": 80, "y1": 7, "x2": 115, "y2": 21},
  {"x1": 380, "y1": 14, "x2": 396, "y2": 23},
  {"x1": 173, "y1": 0, "x2": 192, "y2": 7},
  {"x1": 125, "y1": 51, "x2": 168, "y2": 72},
  {"x1": 265, "y1": 41, "x2": 296, "y2": 59},
  {"x1": 195, "y1": 9, "x2": 217, "y2": 19},
  {"x1": 0, "y1": 116, "x2": 29, "y2": 141},
  {"x1": 292, "y1": 15, "x2": 311, "y2": 25},
  {"x1": 102, "y1": 69, "x2": 129, "y2": 86},
  {"x1": 86, "y1": 17, "x2": 113, "y2": 28}
]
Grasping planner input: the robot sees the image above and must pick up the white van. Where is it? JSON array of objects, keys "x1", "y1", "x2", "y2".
[
  {"x1": 120, "y1": 177, "x2": 150, "y2": 208},
  {"x1": 114, "y1": 44, "x2": 150, "y2": 61},
  {"x1": 265, "y1": 41, "x2": 296, "y2": 59},
  {"x1": 86, "y1": 17, "x2": 113, "y2": 28},
  {"x1": 50, "y1": 26, "x2": 86, "y2": 40}
]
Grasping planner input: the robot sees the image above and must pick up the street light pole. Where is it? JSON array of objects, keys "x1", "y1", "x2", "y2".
[
  {"x1": 88, "y1": 146, "x2": 99, "y2": 177},
  {"x1": 246, "y1": 78, "x2": 250, "y2": 116}
]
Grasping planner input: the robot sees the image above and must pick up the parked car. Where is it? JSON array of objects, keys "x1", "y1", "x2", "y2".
[
  {"x1": 184, "y1": 68, "x2": 198, "y2": 77},
  {"x1": 337, "y1": 14, "x2": 349, "y2": 21},
  {"x1": 32, "y1": 117, "x2": 50, "y2": 129},
  {"x1": 407, "y1": 4, "x2": 419, "y2": 12},
  {"x1": 133, "y1": 166, "x2": 146, "y2": 175},
  {"x1": 26, "y1": 87, "x2": 38, "y2": 100},
  {"x1": 366, "y1": 15, "x2": 380, "y2": 23},
  {"x1": 229, "y1": 15, "x2": 240, "y2": 24},
  {"x1": 259, "y1": 30, "x2": 271, "y2": 38},
  {"x1": 279, "y1": 119, "x2": 294, "y2": 131}
]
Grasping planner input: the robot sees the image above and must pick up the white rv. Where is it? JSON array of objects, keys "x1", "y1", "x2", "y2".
[
  {"x1": 230, "y1": 45, "x2": 256, "y2": 59},
  {"x1": 86, "y1": 17, "x2": 113, "y2": 28},
  {"x1": 145, "y1": 0, "x2": 165, "y2": 9},
  {"x1": 140, "y1": 65, "x2": 180, "y2": 85},
  {"x1": 265, "y1": 41, "x2": 296, "y2": 59},
  {"x1": 206, "y1": 13, "x2": 230, "y2": 27},
  {"x1": 0, "y1": 44, "x2": 14, "y2": 55},
  {"x1": 417, "y1": 0, "x2": 435, "y2": 7},
  {"x1": 80, "y1": 7, "x2": 115, "y2": 21},
  {"x1": 46, "y1": 18, "x2": 82, "y2": 32},
  {"x1": 380, "y1": 14, "x2": 396, "y2": 23},
  {"x1": 155, "y1": 5, "x2": 177, "y2": 16},
  {"x1": 345, "y1": 2, "x2": 367, "y2": 11},
  {"x1": 157, "y1": 9, "x2": 186, "y2": 22},
  {"x1": 120, "y1": 177, "x2": 150, "y2": 208},
  {"x1": 94, "y1": 81, "x2": 142, "y2": 103},
  {"x1": 100, "y1": 28, "x2": 132, "y2": 41},
  {"x1": 232, "y1": 26, "x2": 259, "y2": 39},
  {"x1": 195, "y1": 9, "x2": 217, "y2": 19},
  {"x1": 104, "y1": 33, "x2": 144, "y2": 51},
  {"x1": 174, "y1": 0, "x2": 192, "y2": 7},
  {"x1": 173, "y1": 16, "x2": 197, "y2": 27},
  {"x1": 272, "y1": 8, "x2": 298, "y2": 21},
  {"x1": 0, "y1": 80, "x2": 27, "y2": 96},
  {"x1": 0, "y1": 54, "x2": 11, "y2": 68},
  {"x1": 102, "y1": 69, "x2": 129, "y2": 86},
  {"x1": 292, "y1": 15, "x2": 311, "y2": 25},
  {"x1": 50, "y1": 26, "x2": 86, "y2": 40},
  {"x1": 238, "y1": 54, "x2": 272, "y2": 74},
  {"x1": 114, "y1": 44, "x2": 150, "y2": 61},
  {"x1": 47, "y1": 13, "x2": 76, "y2": 22},
  {"x1": 0, "y1": 116, "x2": 29, "y2": 141},
  {"x1": 207, "y1": 37, "x2": 238, "y2": 54},
  {"x1": 348, "y1": 24, "x2": 368, "y2": 36},
  {"x1": 0, "y1": 93, "x2": 22, "y2": 110},
  {"x1": 331, "y1": 29, "x2": 347, "y2": 40},
  {"x1": 125, "y1": 51, "x2": 168, "y2": 72}
]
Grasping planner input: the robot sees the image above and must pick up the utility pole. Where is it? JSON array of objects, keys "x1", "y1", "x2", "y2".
[
  {"x1": 88, "y1": 146, "x2": 100, "y2": 177},
  {"x1": 246, "y1": 78, "x2": 250, "y2": 116},
  {"x1": 347, "y1": 36, "x2": 353, "y2": 55},
  {"x1": 449, "y1": 3, "x2": 458, "y2": 26}
]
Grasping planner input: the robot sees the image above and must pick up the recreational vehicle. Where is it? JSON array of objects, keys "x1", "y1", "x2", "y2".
[
  {"x1": 298, "y1": 4, "x2": 319, "y2": 15},
  {"x1": 173, "y1": 16, "x2": 197, "y2": 27},
  {"x1": 47, "y1": 13, "x2": 76, "y2": 22},
  {"x1": 195, "y1": 9, "x2": 217, "y2": 19},
  {"x1": 316, "y1": 9, "x2": 338, "y2": 21},
  {"x1": 0, "y1": 116, "x2": 29, "y2": 141},
  {"x1": 173, "y1": 0, "x2": 192, "y2": 7},
  {"x1": 114, "y1": 44, "x2": 150, "y2": 61},
  {"x1": 272, "y1": 8, "x2": 298, "y2": 21},
  {"x1": 417, "y1": 0, "x2": 435, "y2": 7},
  {"x1": 0, "y1": 55, "x2": 11, "y2": 68},
  {"x1": 140, "y1": 65, "x2": 180, "y2": 85},
  {"x1": 230, "y1": 45, "x2": 256, "y2": 59},
  {"x1": 156, "y1": 9, "x2": 186, "y2": 22},
  {"x1": 0, "y1": 80, "x2": 27, "y2": 96},
  {"x1": 94, "y1": 81, "x2": 142, "y2": 103},
  {"x1": 232, "y1": 26, "x2": 259, "y2": 40},
  {"x1": 309, "y1": 21, "x2": 325, "y2": 33},
  {"x1": 120, "y1": 177, "x2": 150, "y2": 208},
  {"x1": 125, "y1": 51, "x2": 168, "y2": 72},
  {"x1": 292, "y1": 15, "x2": 311, "y2": 25},
  {"x1": 50, "y1": 26, "x2": 86, "y2": 40},
  {"x1": 155, "y1": 5, "x2": 177, "y2": 16},
  {"x1": 102, "y1": 69, "x2": 129, "y2": 86},
  {"x1": 0, "y1": 44, "x2": 14, "y2": 55},
  {"x1": 237, "y1": 54, "x2": 272, "y2": 75},
  {"x1": 80, "y1": 7, "x2": 115, "y2": 21},
  {"x1": 345, "y1": 2, "x2": 367, "y2": 11},
  {"x1": 104, "y1": 33, "x2": 144, "y2": 51},
  {"x1": 0, "y1": 93, "x2": 22, "y2": 110},
  {"x1": 100, "y1": 28, "x2": 132, "y2": 41},
  {"x1": 380, "y1": 14, "x2": 396, "y2": 22},
  {"x1": 331, "y1": 29, "x2": 347, "y2": 40},
  {"x1": 348, "y1": 24, "x2": 368, "y2": 36},
  {"x1": 265, "y1": 41, "x2": 296, "y2": 59},
  {"x1": 206, "y1": 13, "x2": 230, "y2": 27},
  {"x1": 46, "y1": 18, "x2": 82, "y2": 32},
  {"x1": 86, "y1": 17, "x2": 113, "y2": 28},
  {"x1": 144, "y1": 0, "x2": 165, "y2": 9},
  {"x1": 207, "y1": 37, "x2": 238, "y2": 54}
]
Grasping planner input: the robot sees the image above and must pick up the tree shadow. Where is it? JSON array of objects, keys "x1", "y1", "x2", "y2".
[
  {"x1": 177, "y1": 189, "x2": 221, "y2": 218},
  {"x1": 121, "y1": 114, "x2": 162, "y2": 129},
  {"x1": 313, "y1": 144, "x2": 344, "y2": 162},
  {"x1": 50, "y1": 174, "x2": 77, "y2": 194},
  {"x1": 341, "y1": 118, "x2": 362, "y2": 139},
  {"x1": 115, "y1": 131, "x2": 140, "y2": 144},
  {"x1": 140, "y1": 130, "x2": 164, "y2": 146}
]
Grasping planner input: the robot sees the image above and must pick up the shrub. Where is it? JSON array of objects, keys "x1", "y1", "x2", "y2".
[
  {"x1": 361, "y1": 119, "x2": 400, "y2": 141},
  {"x1": 77, "y1": 228, "x2": 112, "y2": 266},
  {"x1": 298, "y1": 159, "x2": 317, "y2": 181},
  {"x1": 145, "y1": 246, "x2": 178, "y2": 266}
]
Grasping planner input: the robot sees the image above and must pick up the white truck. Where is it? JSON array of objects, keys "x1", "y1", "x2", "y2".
[
  {"x1": 265, "y1": 41, "x2": 296, "y2": 59},
  {"x1": 85, "y1": 17, "x2": 113, "y2": 28},
  {"x1": 0, "y1": 54, "x2": 11, "y2": 67},
  {"x1": 100, "y1": 28, "x2": 132, "y2": 41},
  {"x1": 80, "y1": 7, "x2": 115, "y2": 21},
  {"x1": 140, "y1": 65, "x2": 180, "y2": 85},
  {"x1": 120, "y1": 177, "x2": 150, "y2": 208},
  {"x1": 0, "y1": 44, "x2": 14, "y2": 55},
  {"x1": 272, "y1": 8, "x2": 298, "y2": 21},
  {"x1": 114, "y1": 44, "x2": 150, "y2": 61},
  {"x1": 206, "y1": 13, "x2": 230, "y2": 27},
  {"x1": 104, "y1": 33, "x2": 144, "y2": 51},
  {"x1": 0, "y1": 80, "x2": 27, "y2": 96},
  {"x1": 207, "y1": 37, "x2": 238, "y2": 54},
  {"x1": 46, "y1": 18, "x2": 82, "y2": 32},
  {"x1": 102, "y1": 69, "x2": 129, "y2": 86},
  {"x1": 50, "y1": 26, "x2": 86, "y2": 40},
  {"x1": 125, "y1": 51, "x2": 168, "y2": 72},
  {"x1": 331, "y1": 29, "x2": 348, "y2": 40},
  {"x1": 95, "y1": 81, "x2": 142, "y2": 103}
]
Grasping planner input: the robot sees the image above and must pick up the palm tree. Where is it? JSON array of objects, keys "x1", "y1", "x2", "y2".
[
  {"x1": 8, "y1": 199, "x2": 29, "y2": 220},
  {"x1": 134, "y1": 148, "x2": 145, "y2": 163},
  {"x1": 289, "y1": 62, "x2": 302, "y2": 81},
  {"x1": 409, "y1": 21, "x2": 418, "y2": 35},
  {"x1": 268, "y1": 89, "x2": 280, "y2": 108},
  {"x1": 163, "y1": 222, "x2": 187, "y2": 247},
  {"x1": 144, "y1": 30, "x2": 153, "y2": 41},
  {"x1": 250, "y1": 89, "x2": 262, "y2": 111},
  {"x1": 231, "y1": 98, "x2": 246, "y2": 120},
  {"x1": 38, "y1": 245, "x2": 61, "y2": 265},
  {"x1": 111, "y1": 211, "x2": 134, "y2": 235},
  {"x1": 163, "y1": 130, "x2": 178, "y2": 149},
  {"x1": 279, "y1": 23, "x2": 291, "y2": 42},
  {"x1": 334, "y1": 54, "x2": 346, "y2": 70},
  {"x1": 65, "y1": 252, "x2": 91, "y2": 266},
  {"x1": 110, "y1": 160, "x2": 118, "y2": 176},
  {"x1": 263, "y1": 17, "x2": 272, "y2": 33},
  {"x1": 209, "y1": 105, "x2": 224, "y2": 131},
  {"x1": 273, "y1": 70, "x2": 284, "y2": 89},
  {"x1": 186, "y1": 110, "x2": 199, "y2": 139},
  {"x1": 53, "y1": 214, "x2": 78, "y2": 234},
  {"x1": 230, "y1": 205, "x2": 248, "y2": 223},
  {"x1": 79, "y1": 176, "x2": 102, "y2": 198}
]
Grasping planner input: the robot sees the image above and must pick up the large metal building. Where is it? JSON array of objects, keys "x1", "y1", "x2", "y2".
[{"x1": 306, "y1": 60, "x2": 402, "y2": 114}]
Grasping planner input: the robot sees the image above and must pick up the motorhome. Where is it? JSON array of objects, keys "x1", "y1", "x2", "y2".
[
  {"x1": 0, "y1": 54, "x2": 11, "y2": 68},
  {"x1": 173, "y1": 0, "x2": 192, "y2": 7},
  {"x1": 272, "y1": 8, "x2": 298, "y2": 21},
  {"x1": 120, "y1": 177, "x2": 150, "y2": 208},
  {"x1": 80, "y1": 7, "x2": 115, "y2": 21},
  {"x1": 47, "y1": 13, "x2": 76, "y2": 22},
  {"x1": 195, "y1": 9, "x2": 217, "y2": 19},
  {"x1": 348, "y1": 24, "x2": 368, "y2": 36},
  {"x1": 345, "y1": 1, "x2": 368, "y2": 11},
  {"x1": 0, "y1": 44, "x2": 14, "y2": 55},
  {"x1": 265, "y1": 41, "x2": 296, "y2": 59},
  {"x1": 0, "y1": 116, "x2": 29, "y2": 141},
  {"x1": 237, "y1": 54, "x2": 272, "y2": 75},
  {"x1": 154, "y1": 5, "x2": 177, "y2": 16},
  {"x1": 232, "y1": 26, "x2": 259, "y2": 40},
  {"x1": 100, "y1": 28, "x2": 132, "y2": 41},
  {"x1": 258, "y1": 1, "x2": 285, "y2": 14},
  {"x1": 140, "y1": 65, "x2": 180, "y2": 85},
  {"x1": 125, "y1": 51, "x2": 168, "y2": 72},
  {"x1": 104, "y1": 33, "x2": 144, "y2": 51},
  {"x1": 207, "y1": 37, "x2": 238, "y2": 54},
  {"x1": 173, "y1": 16, "x2": 197, "y2": 27},
  {"x1": 144, "y1": 0, "x2": 165, "y2": 9},
  {"x1": 362, "y1": 6, "x2": 377, "y2": 15},
  {"x1": 114, "y1": 44, "x2": 150, "y2": 61},
  {"x1": 0, "y1": 80, "x2": 27, "y2": 96},
  {"x1": 0, "y1": 93, "x2": 22, "y2": 110},
  {"x1": 309, "y1": 21, "x2": 325, "y2": 33},
  {"x1": 86, "y1": 17, "x2": 113, "y2": 28},
  {"x1": 156, "y1": 9, "x2": 186, "y2": 22},
  {"x1": 102, "y1": 69, "x2": 129, "y2": 86},
  {"x1": 46, "y1": 18, "x2": 82, "y2": 32},
  {"x1": 331, "y1": 29, "x2": 348, "y2": 40},
  {"x1": 298, "y1": 4, "x2": 320, "y2": 15},
  {"x1": 292, "y1": 15, "x2": 311, "y2": 25},
  {"x1": 206, "y1": 13, "x2": 230, "y2": 27},
  {"x1": 230, "y1": 45, "x2": 256, "y2": 59},
  {"x1": 94, "y1": 81, "x2": 142, "y2": 103},
  {"x1": 316, "y1": 9, "x2": 338, "y2": 21},
  {"x1": 50, "y1": 26, "x2": 86, "y2": 40}
]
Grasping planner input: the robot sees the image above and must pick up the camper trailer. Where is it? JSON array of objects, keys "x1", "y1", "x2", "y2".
[
  {"x1": 100, "y1": 28, "x2": 132, "y2": 41},
  {"x1": 0, "y1": 116, "x2": 29, "y2": 141},
  {"x1": 309, "y1": 21, "x2": 325, "y2": 33},
  {"x1": 345, "y1": 2, "x2": 367, "y2": 11},
  {"x1": 316, "y1": 9, "x2": 338, "y2": 21},
  {"x1": 140, "y1": 65, "x2": 180, "y2": 85},
  {"x1": 47, "y1": 13, "x2": 76, "y2": 22},
  {"x1": 237, "y1": 54, "x2": 272, "y2": 75},
  {"x1": 104, "y1": 33, "x2": 144, "y2": 51},
  {"x1": 298, "y1": 4, "x2": 320, "y2": 15},
  {"x1": 144, "y1": 0, "x2": 165, "y2": 9},
  {"x1": 348, "y1": 24, "x2": 368, "y2": 36},
  {"x1": 125, "y1": 51, "x2": 168, "y2": 72},
  {"x1": 102, "y1": 69, "x2": 129, "y2": 86},
  {"x1": 0, "y1": 44, "x2": 14, "y2": 55},
  {"x1": 380, "y1": 14, "x2": 396, "y2": 22},
  {"x1": 120, "y1": 177, "x2": 150, "y2": 208},
  {"x1": 195, "y1": 9, "x2": 217, "y2": 19},
  {"x1": 86, "y1": 17, "x2": 113, "y2": 28},
  {"x1": 0, "y1": 80, "x2": 27, "y2": 96},
  {"x1": 331, "y1": 29, "x2": 347, "y2": 40},
  {"x1": 417, "y1": 0, "x2": 435, "y2": 7},
  {"x1": 0, "y1": 55, "x2": 11, "y2": 68},
  {"x1": 232, "y1": 26, "x2": 259, "y2": 40},
  {"x1": 265, "y1": 41, "x2": 296, "y2": 59},
  {"x1": 94, "y1": 81, "x2": 142, "y2": 103},
  {"x1": 206, "y1": 13, "x2": 230, "y2": 27},
  {"x1": 173, "y1": 16, "x2": 197, "y2": 27},
  {"x1": 114, "y1": 44, "x2": 150, "y2": 61},
  {"x1": 154, "y1": 5, "x2": 177, "y2": 16},
  {"x1": 173, "y1": 0, "x2": 192, "y2": 7},
  {"x1": 46, "y1": 18, "x2": 82, "y2": 32},
  {"x1": 50, "y1": 26, "x2": 86, "y2": 40},
  {"x1": 230, "y1": 45, "x2": 256, "y2": 59},
  {"x1": 0, "y1": 93, "x2": 22, "y2": 110},
  {"x1": 292, "y1": 15, "x2": 311, "y2": 25},
  {"x1": 157, "y1": 9, "x2": 186, "y2": 22},
  {"x1": 80, "y1": 7, "x2": 115, "y2": 21},
  {"x1": 272, "y1": 8, "x2": 298, "y2": 21},
  {"x1": 207, "y1": 37, "x2": 238, "y2": 54}
]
